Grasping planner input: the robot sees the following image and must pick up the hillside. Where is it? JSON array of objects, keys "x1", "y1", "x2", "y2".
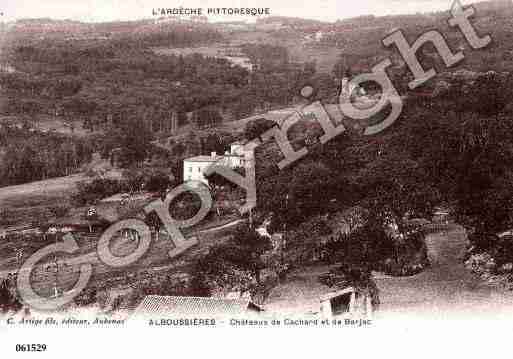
[{"x1": 2, "y1": 0, "x2": 513, "y2": 317}]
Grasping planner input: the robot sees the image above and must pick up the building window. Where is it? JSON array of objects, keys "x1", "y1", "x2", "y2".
[
  {"x1": 189, "y1": 167, "x2": 192, "y2": 172},
  {"x1": 198, "y1": 167, "x2": 201, "y2": 172}
]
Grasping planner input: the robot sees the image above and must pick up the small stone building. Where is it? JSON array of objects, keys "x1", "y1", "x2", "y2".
[{"x1": 320, "y1": 287, "x2": 373, "y2": 318}]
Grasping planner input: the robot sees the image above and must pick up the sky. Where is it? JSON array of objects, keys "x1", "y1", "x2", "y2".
[{"x1": 0, "y1": 0, "x2": 485, "y2": 23}]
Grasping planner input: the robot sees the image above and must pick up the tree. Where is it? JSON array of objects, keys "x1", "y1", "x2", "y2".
[
  {"x1": 145, "y1": 171, "x2": 172, "y2": 193},
  {"x1": 62, "y1": 97, "x2": 98, "y2": 130},
  {"x1": 191, "y1": 107, "x2": 223, "y2": 129},
  {"x1": 201, "y1": 133, "x2": 226, "y2": 154},
  {"x1": 287, "y1": 160, "x2": 336, "y2": 221},
  {"x1": 309, "y1": 73, "x2": 338, "y2": 102},
  {"x1": 51, "y1": 77, "x2": 82, "y2": 98},
  {"x1": 303, "y1": 61, "x2": 316, "y2": 78},
  {"x1": 183, "y1": 131, "x2": 201, "y2": 157},
  {"x1": 176, "y1": 111, "x2": 188, "y2": 127},
  {"x1": 118, "y1": 117, "x2": 152, "y2": 166},
  {"x1": 359, "y1": 154, "x2": 440, "y2": 231},
  {"x1": 470, "y1": 71, "x2": 508, "y2": 121},
  {"x1": 0, "y1": 209, "x2": 13, "y2": 226},
  {"x1": 0, "y1": 279, "x2": 21, "y2": 314},
  {"x1": 453, "y1": 139, "x2": 513, "y2": 233},
  {"x1": 244, "y1": 118, "x2": 276, "y2": 141},
  {"x1": 49, "y1": 204, "x2": 70, "y2": 219},
  {"x1": 145, "y1": 211, "x2": 163, "y2": 241},
  {"x1": 73, "y1": 178, "x2": 123, "y2": 205},
  {"x1": 230, "y1": 225, "x2": 272, "y2": 283},
  {"x1": 332, "y1": 54, "x2": 358, "y2": 79},
  {"x1": 170, "y1": 142, "x2": 186, "y2": 158},
  {"x1": 446, "y1": 77, "x2": 471, "y2": 122},
  {"x1": 192, "y1": 224, "x2": 272, "y2": 295}
]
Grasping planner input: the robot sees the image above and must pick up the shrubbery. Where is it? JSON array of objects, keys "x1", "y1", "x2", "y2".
[
  {"x1": 319, "y1": 220, "x2": 429, "y2": 277},
  {"x1": 48, "y1": 204, "x2": 71, "y2": 218},
  {"x1": 73, "y1": 178, "x2": 125, "y2": 205},
  {"x1": 190, "y1": 225, "x2": 273, "y2": 299},
  {"x1": 244, "y1": 118, "x2": 276, "y2": 140},
  {"x1": 0, "y1": 278, "x2": 22, "y2": 314},
  {"x1": 467, "y1": 232, "x2": 513, "y2": 273},
  {"x1": 0, "y1": 209, "x2": 15, "y2": 226},
  {"x1": 73, "y1": 170, "x2": 173, "y2": 205}
]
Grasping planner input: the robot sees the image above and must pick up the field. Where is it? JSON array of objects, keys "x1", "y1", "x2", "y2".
[
  {"x1": 153, "y1": 45, "x2": 226, "y2": 57},
  {"x1": 0, "y1": 147, "x2": 127, "y2": 219},
  {"x1": 0, "y1": 211, "x2": 241, "y2": 306},
  {"x1": 154, "y1": 30, "x2": 343, "y2": 75},
  {"x1": 0, "y1": 113, "x2": 92, "y2": 138},
  {"x1": 0, "y1": 174, "x2": 86, "y2": 209},
  {"x1": 288, "y1": 42, "x2": 342, "y2": 73}
]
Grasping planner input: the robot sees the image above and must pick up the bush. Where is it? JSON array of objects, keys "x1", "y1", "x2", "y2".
[
  {"x1": 0, "y1": 279, "x2": 22, "y2": 314},
  {"x1": 467, "y1": 231, "x2": 500, "y2": 255},
  {"x1": 191, "y1": 107, "x2": 223, "y2": 129},
  {"x1": 0, "y1": 209, "x2": 14, "y2": 226},
  {"x1": 244, "y1": 118, "x2": 276, "y2": 140},
  {"x1": 145, "y1": 171, "x2": 172, "y2": 192},
  {"x1": 49, "y1": 204, "x2": 71, "y2": 218},
  {"x1": 318, "y1": 220, "x2": 428, "y2": 277},
  {"x1": 468, "y1": 232, "x2": 513, "y2": 270},
  {"x1": 493, "y1": 236, "x2": 513, "y2": 268},
  {"x1": 74, "y1": 287, "x2": 98, "y2": 307},
  {"x1": 73, "y1": 178, "x2": 124, "y2": 205}
]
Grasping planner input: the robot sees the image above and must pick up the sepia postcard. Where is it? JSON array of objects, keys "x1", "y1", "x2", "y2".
[{"x1": 0, "y1": 0, "x2": 512, "y2": 357}]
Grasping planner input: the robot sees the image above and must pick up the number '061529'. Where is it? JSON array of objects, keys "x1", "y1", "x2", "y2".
[{"x1": 15, "y1": 344, "x2": 47, "y2": 352}]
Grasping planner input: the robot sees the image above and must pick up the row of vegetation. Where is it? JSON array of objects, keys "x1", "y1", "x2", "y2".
[{"x1": 0, "y1": 124, "x2": 94, "y2": 186}]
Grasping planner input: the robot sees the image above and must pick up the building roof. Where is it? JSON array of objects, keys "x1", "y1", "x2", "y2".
[
  {"x1": 184, "y1": 154, "x2": 243, "y2": 163},
  {"x1": 265, "y1": 265, "x2": 335, "y2": 315},
  {"x1": 184, "y1": 155, "x2": 222, "y2": 163},
  {"x1": 184, "y1": 155, "x2": 219, "y2": 162},
  {"x1": 320, "y1": 287, "x2": 355, "y2": 302},
  {"x1": 497, "y1": 229, "x2": 513, "y2": 238},
  {"x1": 135, "y1": 295, "x2": 263, "y2": 316}
]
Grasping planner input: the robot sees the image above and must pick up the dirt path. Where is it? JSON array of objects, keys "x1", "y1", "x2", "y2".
[{"x1": 374, "y1": 224, "x2": 513, "y2": 318}]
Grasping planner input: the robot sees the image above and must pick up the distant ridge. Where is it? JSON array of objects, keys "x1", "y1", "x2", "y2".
[{"x1": 6, "y1": 0, "x2": 513, "y2": 28}]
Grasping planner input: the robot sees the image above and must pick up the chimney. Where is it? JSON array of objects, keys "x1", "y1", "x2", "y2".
[{"x1": 211, "y1": 151, "x2": 216, "y2": 159}]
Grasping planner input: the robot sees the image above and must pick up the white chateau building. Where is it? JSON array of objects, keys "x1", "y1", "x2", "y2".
[{"x1": 183, "y1": 142, "x2": 246, "y2": 185}]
